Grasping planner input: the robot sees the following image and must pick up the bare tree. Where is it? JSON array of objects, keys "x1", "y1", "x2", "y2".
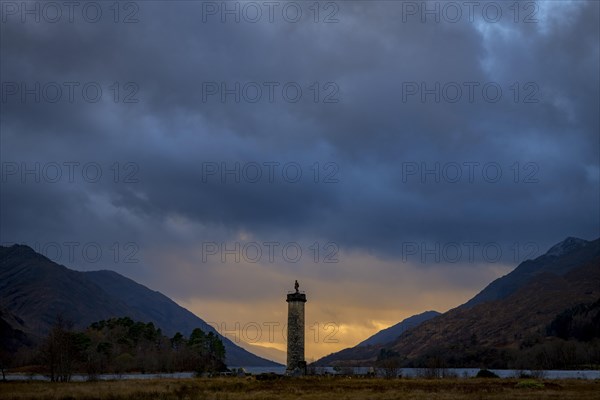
[
  {"x1": 40, "y1": 316, "x2": 80, "y2": 382},
  {"x1": 376, "y1": 349, "x2": 402, "y2": 379}
]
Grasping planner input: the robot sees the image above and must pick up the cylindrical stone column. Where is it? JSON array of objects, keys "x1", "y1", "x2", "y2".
[{"x1": 286, "y1": 284, "x2": 307, "y2": 375}]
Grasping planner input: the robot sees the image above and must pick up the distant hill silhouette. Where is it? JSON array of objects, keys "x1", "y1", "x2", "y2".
[
  {"x1": 0, "y1": 245, "x2": 280, "y2": 367},
  {"x1": 358, "y1": 311, "x2": 441, "y2": 347},
  {"x1": 316, "y1": 311, "x2": 440, "y2": 366}
]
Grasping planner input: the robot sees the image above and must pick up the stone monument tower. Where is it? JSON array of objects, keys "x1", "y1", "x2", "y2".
[{"x1": 286, "y1": 280, "x2": 307, "y2": 375}]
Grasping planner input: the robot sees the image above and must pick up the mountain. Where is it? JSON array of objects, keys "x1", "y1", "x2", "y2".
[
  {"x1": 358, "y1": 311, "x2": 441, "y2": 347},
  {"x1": 0, "y1": 245, "x2": 135, "y2": 332},
  {"x1": 316, "y1": 311, "x2": 440, "y2": 366},
  {"x1": 83, "y1": 270, "x2": 279, "y2": 367},
  {"x1": 0, "y1": 306, "x2": 32, "y2": 353},
  {"x1": 315, "y1": 237, "x2": 600, "y2": 367},
  {"x1": 83, "y1": 270, "x2": 217, "y2": 337},
  {"x1": 385, "y1": 254, "x2": 600, "y2": 367},
  {"x1": 0, "y1": 245, "x2": 280, "y2": 367},
  {"x1": 240, "y1": 343, "x2": 287, "y2": 365},
  {"x1": 463, "y1": 237, "x2": 596, "y2": 307}
]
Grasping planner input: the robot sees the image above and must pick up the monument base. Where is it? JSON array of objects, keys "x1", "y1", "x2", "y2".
[{"x1": 285, "y1": 361, "x2": 307, "y2": 376}]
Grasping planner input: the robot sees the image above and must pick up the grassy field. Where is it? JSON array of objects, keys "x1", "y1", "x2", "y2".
[{"x1": 1, "y1": 377, "x2": 600, "y2": 400}]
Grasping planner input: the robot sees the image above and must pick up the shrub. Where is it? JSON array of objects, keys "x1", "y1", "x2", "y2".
[{"x1": 475, "y1": 369, "x2": 499, "y2": 378}]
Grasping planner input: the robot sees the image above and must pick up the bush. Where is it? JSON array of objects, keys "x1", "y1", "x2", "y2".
[
  {"x1": 255, "y1": 372, "x2": 281, "y2": 381},
  {"x1": 475, "y1": 369, "x2": 499, "y2": 378}
]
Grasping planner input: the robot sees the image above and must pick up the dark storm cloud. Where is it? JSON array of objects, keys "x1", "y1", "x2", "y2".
[{"x1": 1, "y1": 0, "x2": 598, "y2": 276}]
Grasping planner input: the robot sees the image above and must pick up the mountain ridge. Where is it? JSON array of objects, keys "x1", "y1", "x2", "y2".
[
  {"x1": 463, "y1": 236, "x2": 597, "y2": 308},
  {"x1": 314, "y1": 236, "x2": 600, "y2": 367},
  {"x1": 357, "y1": 310, "x2": 441, "y2": 347},
  {"x1": 0, "y1": 244, "x2": 280, "y2": 367}
]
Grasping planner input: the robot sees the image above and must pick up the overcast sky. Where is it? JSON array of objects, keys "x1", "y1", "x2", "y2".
[{"x1": 1, "y1": 0, "x2": 599, "y2": 361}]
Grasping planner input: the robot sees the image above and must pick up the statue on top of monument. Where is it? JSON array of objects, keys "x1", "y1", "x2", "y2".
[{"x1": 294, "y1": 280, "x2": 299, "y2": 293}]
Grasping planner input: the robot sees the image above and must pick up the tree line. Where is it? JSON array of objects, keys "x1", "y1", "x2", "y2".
[{"x1": 37, "y1": 316, "x2": 226, "y2": 382}]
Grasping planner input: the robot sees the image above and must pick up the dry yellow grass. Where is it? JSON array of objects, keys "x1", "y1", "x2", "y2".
[{"x1": 1, "y1": 377, "x2": 599, "y2": 400}]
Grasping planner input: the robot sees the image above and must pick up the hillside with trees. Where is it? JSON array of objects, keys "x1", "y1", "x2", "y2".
[{"x1": 0, "y1": 244, "x2": 279, "y2": 367}]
